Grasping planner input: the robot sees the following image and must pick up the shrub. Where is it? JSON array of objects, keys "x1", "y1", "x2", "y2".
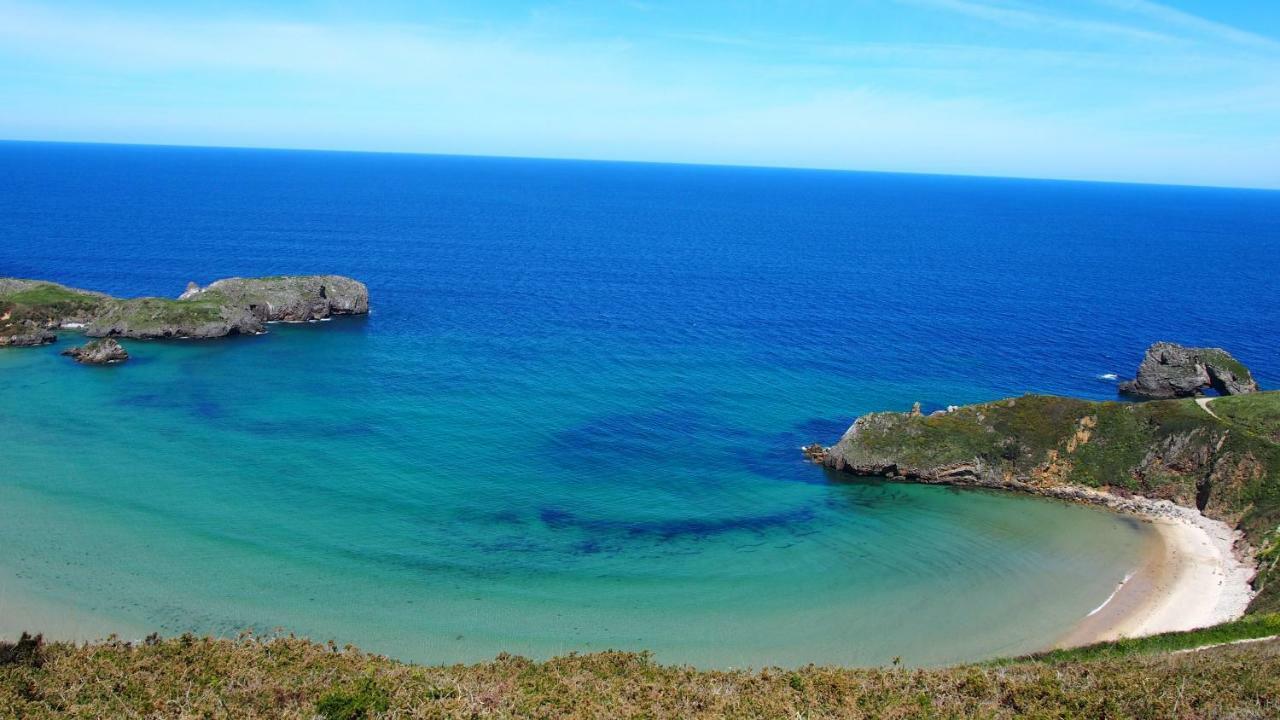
[
  {"x1": 315, "y1": 676, "x2": 390, "y2": 720},
  {"x1": 0, "y1": 633, "x2": 44, "y2": 668}
]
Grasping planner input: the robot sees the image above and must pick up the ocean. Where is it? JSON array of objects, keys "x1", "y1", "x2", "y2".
[{"x1": 1, "y1": 141, "x2": 1277, "y2": 667}]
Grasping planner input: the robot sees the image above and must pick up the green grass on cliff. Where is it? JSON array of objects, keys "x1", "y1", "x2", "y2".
[
  {"x1": 1200, "y1": 348, "x2": 1256, "y2": 385},
  {"x1": 0, "y1": 280, "x2": 235, "y2": 334},
  {"x1": 1213, "y1": 393, "x2": 1280, "y2": 443},
  {"x1": 850, "y1": 396, "x2": 1093, "y2": 472},
  {"x1": 94, "y1": 296, "x2": 227, "y2": 330},
  {"x1": 835, "y1": 391, "x2": 1280, "y2": 613},
  {"x1": 2, "y1": 633, "x2": 1278, "y2": 719},
  {"x1": 0, "y1": 283, "x2": 104, "y2": 321},
  {"x1": 997, "y1": 613, "x2": 1280, "y2": 665}
]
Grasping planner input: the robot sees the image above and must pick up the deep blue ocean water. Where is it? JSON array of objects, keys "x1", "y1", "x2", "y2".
[{"x1": 1, "y1": 141, "x2": 1277, "y2": 666}]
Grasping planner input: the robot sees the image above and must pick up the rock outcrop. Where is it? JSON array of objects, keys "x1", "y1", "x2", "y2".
[
  {"x1": 0, "y1": 320, "x2": 56, "y2": 347},
  {"x1": 0, "y1": 278, "x2": 106, "y2": 346},
  {"x1": 61, "y1": 338, "x2": 129, "y2": 364},
  {"x1": 177, "y1": 275, "x2": 369, "y2": 323},
  {"x1": 85, "y1": 296, "x2": 264, "y2": 339},
  {"x1": 0, "y1": 275, "x2": 370, "y2": 342},
  {"x1": 812, "y1": 390, "x2": 1280, "y2": 613},
  {"x1": 1119, "y1": 342, "x2": 1259, "y2": 399}
]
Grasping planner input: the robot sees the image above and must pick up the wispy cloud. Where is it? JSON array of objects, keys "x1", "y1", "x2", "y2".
[
  {"x1": 896, "y1": 0, "x2": 1180, "y2": 44},
  {"x1": 0, "y1": 0, "x2": 1276, "y2": 188},
  {"x1": 1095, "y1": 0, "x2": 1280, "y2": 51}
]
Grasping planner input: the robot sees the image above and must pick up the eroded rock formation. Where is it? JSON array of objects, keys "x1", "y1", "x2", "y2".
[
  {"x1": 61, "y1": 338, "x2": 129, "y2": 364},
  {"x1": 1119, "y1": 342, "x2": 1259, "y2": 399}
]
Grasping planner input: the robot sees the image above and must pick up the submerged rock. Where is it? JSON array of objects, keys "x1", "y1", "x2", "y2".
[
  {"x1": 61, "y1": 338, "x2": 129, "y2": 364},
  {"x1": 1119, "y1": 342, "x2": 1259, "y2": 399}
]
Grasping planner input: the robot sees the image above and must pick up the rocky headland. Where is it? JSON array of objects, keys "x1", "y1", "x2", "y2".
[
  {"x1": 0, "y1": 275, "x2": 369, "y2": 347},
  {"x1": 808, "y1": 344, "x2": 1279, "y2": 622},
  {"x1": 1119, "y1": 342, "x2": 1259, "y2": 399}
]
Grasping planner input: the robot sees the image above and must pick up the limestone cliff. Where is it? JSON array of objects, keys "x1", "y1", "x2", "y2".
[
  {"x1": 1119, "y1": 342, "x2": 1259, "y2": 398},
  {"x1": 0, "y1": 275, "x2": 370, "y2": 342},
  {"x1": 816, "y1": 392, "x2": 1280, "y2": 613}
]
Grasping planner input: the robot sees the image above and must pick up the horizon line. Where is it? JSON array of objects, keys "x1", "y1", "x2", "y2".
[{"x1": 3, "y1": 136, "x2": 1277, "y2": 194}]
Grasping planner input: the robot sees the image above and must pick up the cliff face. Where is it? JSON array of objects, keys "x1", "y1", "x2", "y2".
[
  {"x1": 1119, "y1": 342, "x2": 1259, "y2": 398},
  {"x1": 178, "y1": 275, "x2": 369, "y2": 323},
  {"x1": 0, "y1": 278, "x2": 107, "y2": 345},
  {"x1": 0, "y1": 275, "x2": 369, "y2": 342},
  {"x1": 819, "y1": 392, "x2": 1280, "y2": 612}
]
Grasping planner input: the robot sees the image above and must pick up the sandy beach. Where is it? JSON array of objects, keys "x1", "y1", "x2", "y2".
[{"x1": 1057, "y1": 494, "x2": 1256, "y2": 648}]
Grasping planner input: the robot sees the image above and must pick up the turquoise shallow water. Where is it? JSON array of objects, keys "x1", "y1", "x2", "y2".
[
  {"x1": 3, "y1": 142, "x2": 1275, "y2": 667},
  {"x1": 0, "y1": 325, "x2": 1151, "y2": 667}
]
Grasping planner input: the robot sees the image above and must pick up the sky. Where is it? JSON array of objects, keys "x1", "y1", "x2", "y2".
[{"x1": 1, "y1": 0, "x2": 1279, "y2": 188}]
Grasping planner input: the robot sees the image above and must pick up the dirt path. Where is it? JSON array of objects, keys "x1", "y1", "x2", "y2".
[
  {"x1": 1195, "y1": 396, "x2": 1222, "y2": 421},
  {"x1": 1172, "y1": 635, "x2": 1279, "y2": 655}
]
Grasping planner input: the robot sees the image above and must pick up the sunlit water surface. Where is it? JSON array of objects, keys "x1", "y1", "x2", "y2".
[{"x1": 2, "y1": 142, "x2": 1277, "y2": 666}]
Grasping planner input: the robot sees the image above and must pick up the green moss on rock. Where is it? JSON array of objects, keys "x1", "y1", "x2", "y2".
[{"x1": 823, "y1": 391, "x2": 1280, "y2": 612}]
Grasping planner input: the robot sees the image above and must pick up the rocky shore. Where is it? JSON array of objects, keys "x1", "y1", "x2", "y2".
[
  {"x1": 0, "y1": 275, "x2": 369, "y2": 347},
  {"x1": 807, "y1": 343, "x2": 1278, "y2": 633}
]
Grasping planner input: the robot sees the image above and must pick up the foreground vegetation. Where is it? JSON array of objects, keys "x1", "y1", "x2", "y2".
[
  {"x1": 2, "y1": 629, "x2": 1278, "y2": 719},
  {"x1": 1000, "y1": 612, "x2": 1280, "y2": 664}
]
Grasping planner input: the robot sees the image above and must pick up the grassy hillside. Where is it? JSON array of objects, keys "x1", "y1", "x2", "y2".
[
  {"x1": 824, "y1": 391, "x2": 1280, "y2": 612},
  {"x1": 2, "y1": 630, "x2": 1278, "y2": 719}
]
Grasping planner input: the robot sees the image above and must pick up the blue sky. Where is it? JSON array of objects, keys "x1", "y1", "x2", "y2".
[{"x1": 2, "y1": 1, "x2": 1279, "y2": 187}]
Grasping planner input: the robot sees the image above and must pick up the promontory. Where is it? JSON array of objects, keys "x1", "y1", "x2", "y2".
[
  {"x1": 807, "y1": 343, "x2": 1278, "y2": 622},
  {"x1": 0, "y1": 275, "x2": 368, "y2": 346}
]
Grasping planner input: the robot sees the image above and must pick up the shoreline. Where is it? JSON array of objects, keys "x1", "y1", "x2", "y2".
[
  {"x1": 1054, "y1": 490, "x2": 1256, "y2": 648},
  {"x1": 816, "y1": 460, "x2": 1261, "y2": 652}
]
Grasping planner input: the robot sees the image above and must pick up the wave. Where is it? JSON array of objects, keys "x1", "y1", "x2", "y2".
[{"x1": 1086, "y1": 571, "x2": 1134, "y2": 617}]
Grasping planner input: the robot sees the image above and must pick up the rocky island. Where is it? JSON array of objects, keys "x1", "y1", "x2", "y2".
[
  {"x1": 61, "y1": 338, "x2": 129, "y2": 364},
  {"x1": 0, "y1": 275, "x2": 369, "y2": 349},
  {"x1": 807, "y1": 343, "x2": 1279, "y2": 636},
  {"x1": 1119, "y1": 342, "x2": 1259, "y2": 398}
]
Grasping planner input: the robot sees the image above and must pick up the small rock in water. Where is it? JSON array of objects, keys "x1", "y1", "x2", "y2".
[
  {"x1": 61, "y1": 338, "x2": 129, "y2": 364},
  {"x1": 801, "y1": 443, "x2": 828, "y2": 464}
]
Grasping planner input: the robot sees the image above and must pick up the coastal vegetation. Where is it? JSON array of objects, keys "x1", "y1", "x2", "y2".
[
  {"x1": 0, "y1": 275, "x2": 369, "y2": 345},
  {"x1": 1001, "y1": 612, "x2": 1280, "y2": 664},
  {"x1": 820, "y1": 389, "x2": 1280, "y2": 612},
  {"x1": 1, "y1": 630, "x2": 1277, "y2": 719}
]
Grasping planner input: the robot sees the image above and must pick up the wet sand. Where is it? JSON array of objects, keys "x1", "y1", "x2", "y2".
[{"x1": 1058, "y1": 502, "x2": 1255, "y2": 647}]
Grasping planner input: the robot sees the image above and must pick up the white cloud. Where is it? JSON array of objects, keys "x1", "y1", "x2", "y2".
[{"x1": 0, "y1": 0, "x2": 1277, "y2": 188}]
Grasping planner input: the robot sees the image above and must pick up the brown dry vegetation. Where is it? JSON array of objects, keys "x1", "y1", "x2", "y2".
[{"x1": 2, "y1": 633, "x2": 1279, "y2": 719}]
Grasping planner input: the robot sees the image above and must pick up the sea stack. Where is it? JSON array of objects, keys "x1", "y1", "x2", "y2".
[
  {"x1": 61, "y1": 338, "x2": 129, "y2": 364},
  {"x1": 1118, "y1": 342, "x2": 1259, "y2": 399}
]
